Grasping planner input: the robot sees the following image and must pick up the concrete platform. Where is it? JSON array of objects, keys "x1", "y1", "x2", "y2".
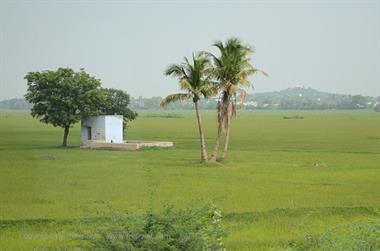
[{"x1": 81, "y1": 140, "x2": 174, "y2": 150}]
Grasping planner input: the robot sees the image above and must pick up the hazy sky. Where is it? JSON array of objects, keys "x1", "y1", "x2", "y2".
[{"x1": 0, "y1": 0, "x2": 378, "y2": 100}]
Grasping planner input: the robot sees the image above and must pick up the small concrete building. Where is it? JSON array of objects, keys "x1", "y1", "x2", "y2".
[{"x1": 81, "y1": 115, "x2": 123, "y2": 145}]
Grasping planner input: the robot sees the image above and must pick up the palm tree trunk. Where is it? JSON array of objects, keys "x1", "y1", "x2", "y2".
[
  {"x1": 221, "y1": 104, "x2": 232, "y2": 161},
  {"x1": 62, "y1": 125, "x2": 70, "y2": 147},
  {"x1": 194, "y1": 101, "x2": 208, "y2": 162},
  {"x1": 210, "y1": 121, "x2": 222, "y2": 161}
]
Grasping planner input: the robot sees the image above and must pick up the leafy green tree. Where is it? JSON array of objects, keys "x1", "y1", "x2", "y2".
[
  {"x1": 25, "y1": 68, "x2": 102, "y2": 147},
  {"x1": 98, "y1": 88, "x2": 137, "y2": 130},
  {"x1": 161, "y1": 54, "x2": 215, "y2": 163},
  {"x1": 206, "y1": 38, "x2": 267, "y2": 161}
]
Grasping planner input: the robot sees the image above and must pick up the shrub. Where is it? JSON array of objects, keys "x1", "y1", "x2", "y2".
[
  {"x1": 145, "y1": 112, "x2": 184, "y2": 118},
  {"x1": 76, "y1": 204, "x2": 226, "y2": 251},
  {"x1": 283, "y1": 115, "x2": 304, "y2": 119},
  {"x1": 296, "y1": 219, "x2": 380, "y2": 250}
]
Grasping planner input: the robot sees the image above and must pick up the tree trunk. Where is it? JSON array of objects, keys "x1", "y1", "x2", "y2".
[
  {"x1": 221, "y1": 104, "x2": 232, "y2": 161},
  {"x1": 210, "y1": 121, "x2": 222, "y2": 161},
  {"x1": 62, "y1": 126, "x2": 70, "y2": 147},
  {"x1": 194, "y1": 101, "x2": 208, "y2": 162}
]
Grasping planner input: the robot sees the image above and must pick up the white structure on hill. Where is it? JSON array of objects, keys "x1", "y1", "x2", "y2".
[{"x1": 81, "y1": 115, "x2": 123, "y2": 145}]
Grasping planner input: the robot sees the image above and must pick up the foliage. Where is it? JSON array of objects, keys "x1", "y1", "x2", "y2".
[
  {"x1": 205, "y1": 37, "x2": 267, "y2": 160},
  {"x1": 144, "y1": 112, "x2": 184, "y2": 118},
  {"x1": 296, "y1": 219, "x2": 380, "y2": 250},
  {"x1": 23, "y1": 68, "x2": 137, "y2": 146},
  {"x1": 161, "y1": 53, "x2": 213, "y2": 162},
  {"x1": 25, "y1": 68, "x2": 102, "y2": 128},
  {"x1": 98, "y1": 88, "x2": 137, "y2": 128},
  {"x1": 127, "y1": 88, "x2": 379, "y2": 110},
  {"x1": 24, "y1": 68, "x2": 103, "y2": 146},
  {"x1": 283, "y1": 115, "x2": 304, "y2": 119},
  {"x1": 160, "y1": 53, "x2": 214, "y2": 107},
  {"x1": 4, "y1": 89, "x2": 378, "y2": 111},
  {"x1": 76, "y1": 204, "x2": 225, "y2": 251}
]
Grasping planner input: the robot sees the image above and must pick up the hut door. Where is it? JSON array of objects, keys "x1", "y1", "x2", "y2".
[{"x1": 87, "y1": 127, "x2": 92, "y2": 140}]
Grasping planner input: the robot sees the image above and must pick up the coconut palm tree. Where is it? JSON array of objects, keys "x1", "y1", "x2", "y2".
[
  {"x1": 207, "y1": 38, "x2": 267, "y2": 161},
  {"x1": 161, "y1": 54, "x2": 213, "y2": 163}
]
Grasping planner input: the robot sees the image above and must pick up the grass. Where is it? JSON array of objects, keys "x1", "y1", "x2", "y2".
[{"x1": 0, "y1": 109, "x2": 379, "y2": 250}]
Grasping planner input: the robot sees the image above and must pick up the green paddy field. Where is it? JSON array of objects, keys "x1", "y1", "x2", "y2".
[{"x1": 0, "y1": 110, "x2": 379, "y2": 250}]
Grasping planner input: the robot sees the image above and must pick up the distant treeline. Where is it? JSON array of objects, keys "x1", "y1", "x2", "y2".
[
  {"x1": 0, "y1": 98, "x2": 32, "y2": 110},
  {"x1": 2, "y1": 88, "x2": 380, "y2": 111},
  {"x1": 129, "y1": 87, "x2": 380, "y2": 111}
]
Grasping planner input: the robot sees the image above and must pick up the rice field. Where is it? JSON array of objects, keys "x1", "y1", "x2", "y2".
[{"x1": 0, "y1": 109, "x2": 379, "y2": 250}]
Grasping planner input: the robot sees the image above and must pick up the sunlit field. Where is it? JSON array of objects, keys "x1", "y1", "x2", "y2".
[{"x1": 0, "y1": 110, "x2": 379, "y2": 250}]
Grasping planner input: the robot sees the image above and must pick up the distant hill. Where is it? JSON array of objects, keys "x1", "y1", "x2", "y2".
[
  {"x1": 250, "y1": 86, "x2": 333, "y2": 99},
  {"x1": 244, "y1": 86, "x2": 379, "y2": 110},
  {"x1": 128, "y1": 87, "x2": 379, "y2": 110}
]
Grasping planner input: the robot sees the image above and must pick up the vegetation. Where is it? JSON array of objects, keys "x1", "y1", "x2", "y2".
[
  {"x1": 144, "y1": 112, "x2": 184, "y2": 118},
  {"x1": 283, "y1": 115, "x2": 304, "y2": 119},
  {"x1": 25, "y1": 68, "x2": 103, "y2": 147},
  {"x1": 296, "y1": 219, "x2": 380, "y2": 250},
  {"x1": 161, "y1": 54, "x2": 214, "y2": 162},
  {"x1": 0, "y1": 98, "x2": 32, "y2": 110},
  {"x1": 76, "y1": 204, "x2": 224, "y2": 251},
  {"x1": 24, "y1": 68, "x2": 136, "y2": 147},
  {"x1": 3, "y1": 88, "x2": 378, "y2": 111},
  {"x1": 1, "y1": 37, "x2": 379, "y2": 250},
  {"x1": 99, "y1": 88, "x2": 137, "y2": 129},
  {"x1": 161, "y1": 38, "x2": 267, "y2": 162},
  {"x1": 205, "y1": 38, "x2": 267, "y2": 161},
  {"x1": 126, "y1": 88, "x2": 380, "y2": 111},
  {"x1": 246, "y1": 87, "x2": 380, "y2": 110},
  {"x1": 0, "y1": 110, "x2": 379, "y2": 250}
]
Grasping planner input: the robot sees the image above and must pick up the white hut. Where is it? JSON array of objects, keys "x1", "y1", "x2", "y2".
[{"x1": 81, "y1": 115, "x2": 123, "y2": 145}]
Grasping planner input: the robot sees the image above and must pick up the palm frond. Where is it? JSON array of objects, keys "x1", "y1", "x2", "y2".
[
  {"x1": 239, "y1": 89, "x2": 247, "y2": 109},
  {"x1": 212, "y1": 40, "x2": 224, "y2": 51},
  {"x1": 160, "y1": 93, "x2": 189, "y2": 107},
  {"x1": 200, "y1": 83, "x2": 221, "y2": 98},
  {"x1": 164, "y1": 64, "x2": 184, "y2": 77},
  {"x1": 257, "y1": 69, "x2": 269, "y2": 77}
]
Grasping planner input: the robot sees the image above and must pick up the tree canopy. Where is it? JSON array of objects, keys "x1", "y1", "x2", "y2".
[
  {"x1": 99, "y1": 88, "x2": 138, "y2": 128},
  {"x1": 161, "y1": 54, "x2": 213, "y2": 162},
  {"x1": 24, "y1": 68, "x2": 136, "y2": 147},
  {"x1": 25, "y1": 68, "x2": 103, "y2": 129}
]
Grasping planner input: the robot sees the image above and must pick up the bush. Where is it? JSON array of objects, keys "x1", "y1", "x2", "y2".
[
  {"x1": 283, "y1": 115, "x2": 305, "y2": 119},
  {"x1": 76, "y1": 204, "x2": 226, "y2": 251},
  {"x1": 145, "y1": 112, "x2": 184, "y2": 118},
  {"x1": 295, "y1": 219, "x2": 380, "y2": 250}
]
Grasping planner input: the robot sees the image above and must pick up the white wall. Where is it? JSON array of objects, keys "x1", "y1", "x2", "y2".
[
  {"x1": 81, "y1": 116, "x2": 106, "y2": 145},
  {"x1": 105, "y1": 115, "x2": 123, "y2": 143},
  {"x1": 81, "y1": 115, "x2": 123, "y2": 145}
]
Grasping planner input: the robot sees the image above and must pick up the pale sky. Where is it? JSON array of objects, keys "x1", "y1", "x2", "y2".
[{"x1": 0, "y1": 0, "x2": 379, "y2": 100}]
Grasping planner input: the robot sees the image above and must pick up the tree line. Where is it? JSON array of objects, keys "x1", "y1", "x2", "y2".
[
  {"x1": 3, "y1": 90, "x2": 378, "y2": 112},
  {"x1": 128, "y1": 92, "x2": 379, "y2": 111}
]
